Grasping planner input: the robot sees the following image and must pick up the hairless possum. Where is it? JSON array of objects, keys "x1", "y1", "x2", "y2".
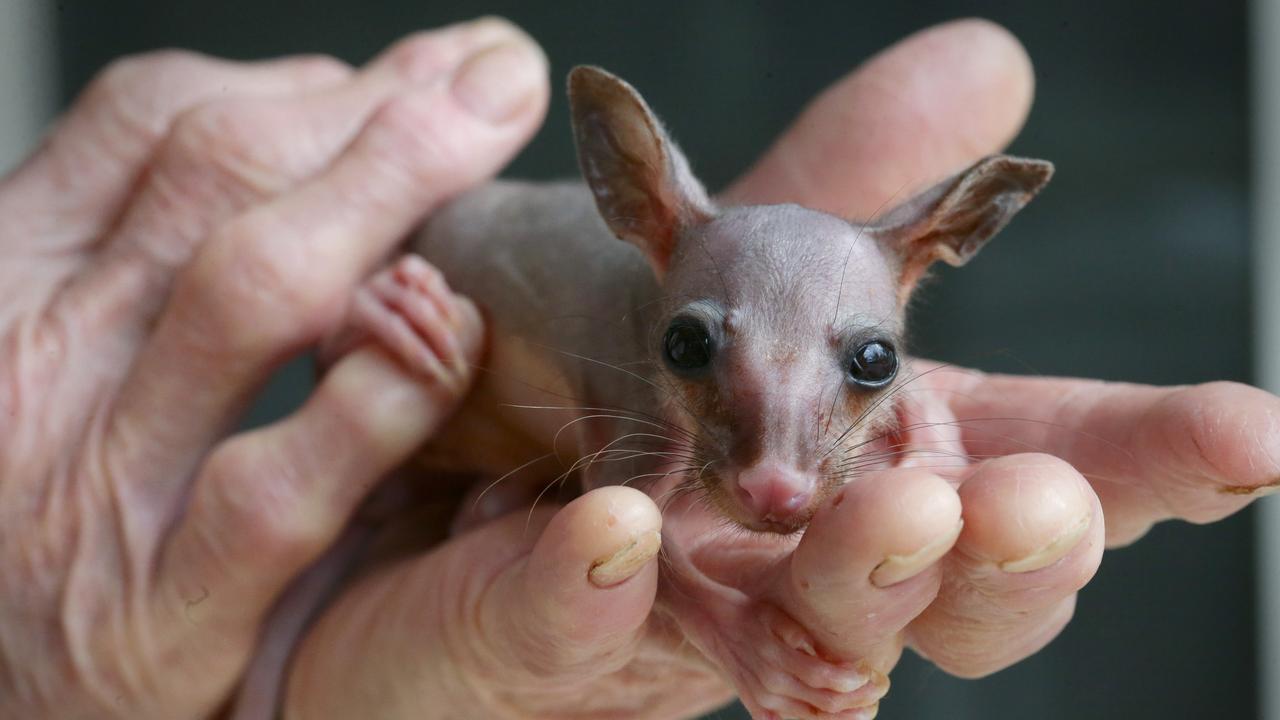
[{"x1": 347, "y1": 66, "x2": 1050, "y2": 718}]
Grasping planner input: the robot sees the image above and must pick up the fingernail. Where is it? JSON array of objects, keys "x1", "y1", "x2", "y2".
[
  {"x1": 452, "y1": 40, "x2": 545, "y2": 123},
  {"x1": 829, "y1": 668, "x2": 871, "y2": 694},
  {"x1": 828, "y1": 662, "x2": 890, "y2": 703},
  {"x1": 1000, "y1": 513, "x2": 1090, "y2": 573},
  {"x1": 449, "y1": 294, "x2": 481, "y2": 378},
  {"x1": 588, "y1": 529, "x2": 661, "y2": 588},
  {"x1": 870, "y1": 520, "x2": 963, "y2": 588},
  {"x1": 1218, "y1": 478, "x2": 1280, "y2": 496}
]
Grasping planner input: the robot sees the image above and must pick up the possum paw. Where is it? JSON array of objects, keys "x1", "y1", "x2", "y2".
[
  {"x1": 321, "y1": 254, "x2": 483, "y2": 395},
  {"x1": 674, "y1": 598, "x2": 887, "y2": 720}
]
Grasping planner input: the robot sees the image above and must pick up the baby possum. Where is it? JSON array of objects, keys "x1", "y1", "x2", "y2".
[{"x1": 350, "y1": 66, "x2": 1052, "y2": 717}]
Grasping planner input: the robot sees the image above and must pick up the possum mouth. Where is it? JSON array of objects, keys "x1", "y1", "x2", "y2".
[
  {"x1": 680, "y1": 464, "x2": 819, "y2": 535},
  {"x1": 647, "y1": 426, "x2": 903, "y2": 535},
  {"x1": 738, "y1": 514, "x2": 813, "y2": 535}
]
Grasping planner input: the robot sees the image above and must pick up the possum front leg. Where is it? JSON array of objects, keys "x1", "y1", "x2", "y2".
[{"x1": 319, "y1": 254, "x2": 483, "y2": 391}]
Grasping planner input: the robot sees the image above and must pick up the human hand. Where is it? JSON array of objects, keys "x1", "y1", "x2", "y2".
[
  {"x1": 0, "y1": 18, "x2": 546, "y2": 719},
  {"x1": 278, "y1": 18, "x2": 1079, "y2": 720}
]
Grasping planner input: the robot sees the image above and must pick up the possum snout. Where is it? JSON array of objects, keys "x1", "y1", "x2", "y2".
[{"x1": 732, "y1": 461, "x2": 816, "y2": 530}]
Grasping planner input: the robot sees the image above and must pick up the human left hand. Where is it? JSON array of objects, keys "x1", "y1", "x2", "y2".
[{"x1": 0, "y1": 18, "x2": 546, "y2": 719}]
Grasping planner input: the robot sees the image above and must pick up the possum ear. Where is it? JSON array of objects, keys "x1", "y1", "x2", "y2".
[
  {"x1": 568, "y1": 66, "x2": 714, "y2": 278},
  {"x1": 872, "y1": 155, "x2": 1053, "y2": 299}
]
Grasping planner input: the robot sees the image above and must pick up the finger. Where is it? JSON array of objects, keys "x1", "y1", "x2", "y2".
[
  {"x1": 483, "y1": 486, "x2": 662, "y2": 675},
  {"x1": 0, "y1": 51, "x2": 350, "y2": 252},
  {"x1": 60, "y1": 18, "x2": 532, "y2": 344},
  {"x1": 723, "y1": 18, "x2": 1034, "y2": 217},
  {"x1": 154, "y1": 342, "x2": 474, "y2": 641},
  {"x1": 907, "y1": 453, "x2": 1104, "y2": 677},
  {"x1": 105, "y1": 32, "x2": 548, "y2": 503},
  {"x1": 283, "y1": 487, "x2": 664, "y2": 719},
  {"x1": 779, "y1": 468, "x2": 963, "y2": 670},
  {"x1": 927, "y1": 365, "x2": 1280, "y2": 545}
]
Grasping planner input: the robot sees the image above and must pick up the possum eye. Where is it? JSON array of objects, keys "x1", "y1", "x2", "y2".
[
  {"x1": 663, "y1": 320, "x2": 713, "y2": 371},
  {"x1": 849, "y1": 340, "x2": 898, "y2": 388}
]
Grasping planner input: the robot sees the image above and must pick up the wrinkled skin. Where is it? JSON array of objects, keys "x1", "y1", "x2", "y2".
[
  {"x1": 0, "y1": 15, "x2": 1276, "y2": 720},
  {"x1": 290, "y1": 18, "x2": 1280, "y2": 720},
  {"x1": 0, "y1": 19, "x2": 544, "y2": 718}
]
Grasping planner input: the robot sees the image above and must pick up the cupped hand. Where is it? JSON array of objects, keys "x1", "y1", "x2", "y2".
[
  {"x1": 0, "y1": 18, "x2": 547, "y2": 718},
  {"x1": 284, "y1": 17, "x2": 1277, "y2": 720},
  {"x1": 281, "y1": 18, "x2": 1062, "y2": 720}
]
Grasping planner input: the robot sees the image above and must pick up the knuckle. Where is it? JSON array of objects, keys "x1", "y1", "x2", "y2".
[
  {"x1": 313, "y1": 373, "x2": 397, "y2": 461},
  {"x1": 286, "y1": 53, "x2": 352, "y2": 84},
  {"x1": 201, "y1": 438, "x2": 327, "y2": 563},
  {"x1": 370, "y1": 93, "x2": 471, "y2": 185},
  {"x1": 163, "y1": 99, "x2": 287, "y2": 198},
  {"x1": 84, "y1": 50, "x2": 218, "y2": 136},
  {"x1": 183, "y1": 214, "x2": 345, "y2": 354},
  {"x1": 92, "y1": 49, "x2": 207, "y2": 95}
]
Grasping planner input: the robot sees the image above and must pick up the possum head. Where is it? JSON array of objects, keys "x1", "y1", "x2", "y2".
[{"x1": 568, "y1": 65, "x2": 1052, "y2": 532}]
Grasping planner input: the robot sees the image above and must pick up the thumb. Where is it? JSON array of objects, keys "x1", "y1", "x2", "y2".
[
  {"x1": 481, "y1": 485, "x2": 662, "y2": 678},
  {"x1": 285, "y1": 486, "x2": 661, "y2": 718}
]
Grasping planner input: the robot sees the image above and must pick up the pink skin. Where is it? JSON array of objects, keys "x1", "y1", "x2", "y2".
[
  {"x1": 301, "y1": 20, "x2": 1274, "y2": 720},
  {"x1": 334, "y1": 257, "x2": 897, "y2": 718},
  {"x1": 337, "y1": 156, "x2": 1043, "y2": 718},
  {"x1": 2, "y1": 14, "x2": 1274, "y2": 720},
  {"x1": 736, "y1": 462, "x2": 815, "y2": 520},
  {"x1": 0, "y1": 18, "x2": 548, "y2": 720}
]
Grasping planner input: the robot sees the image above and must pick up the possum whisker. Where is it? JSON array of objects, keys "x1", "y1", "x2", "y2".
[
  {"x1": 826, "y1": 416, "x2": 1133, "y2": 488},
  {"x1": 622, "y1": 466, "x2": 703, "y2": 488},
  {"x1": 524, "y1": 471, "x2": 573, "y2": 534},
  {"x1": 546, "y1": 347, "x2": 721, "y2": 442},
  {"x1": 582, "y1": 447, "x2": 704, "y2": 465},
  {"x1": 820, "y1": 360, "x2": 960, "y2": 459},
  {"x1": 504, "y1": 402, "x2": 701, "y2": 445},
  {"x1": 845, "y1": 414, "x2": 1111, "y2": 460},
  {"x1": 552, "y1": 424, "x2": 680, "y2": 459},
  {"x1": 652, "y1": 459, "x2": 716, "y2": 507},
  {"x1": 820, "y1": 379, "x2": 847, "y2": 447},
  {"x1": 553, "y1": 430, "x2": 696, "y2": 489},
  {"x1": 472, "y1": 452, "x2": 558, "y2": 513},
  {"x1": 820, "y1": 357, "x2": 1017, "y2": 461}
]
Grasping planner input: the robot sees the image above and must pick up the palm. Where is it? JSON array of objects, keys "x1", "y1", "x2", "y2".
[{"x1": 287, "y1": 17, "x2": 1279, "y2": 719}]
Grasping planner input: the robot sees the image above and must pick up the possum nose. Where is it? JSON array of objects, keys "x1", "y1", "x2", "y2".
[{"x1": 736, "y1": 463, "x2": 813, "y2": 521}]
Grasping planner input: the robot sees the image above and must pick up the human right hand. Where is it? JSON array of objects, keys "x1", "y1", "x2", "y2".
[{"x1": 284, "y1": 18, "x2": 1276, "y2": 720}]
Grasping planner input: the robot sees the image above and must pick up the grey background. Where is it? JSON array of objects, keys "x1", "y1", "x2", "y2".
[{"x1": 51, "y1": 1, "x2": 1254, "y2": 718}]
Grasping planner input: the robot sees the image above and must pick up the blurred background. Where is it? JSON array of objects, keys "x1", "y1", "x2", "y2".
[{"x1": 2, "y1": 1, "x2": 1270, "y2": 718}]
